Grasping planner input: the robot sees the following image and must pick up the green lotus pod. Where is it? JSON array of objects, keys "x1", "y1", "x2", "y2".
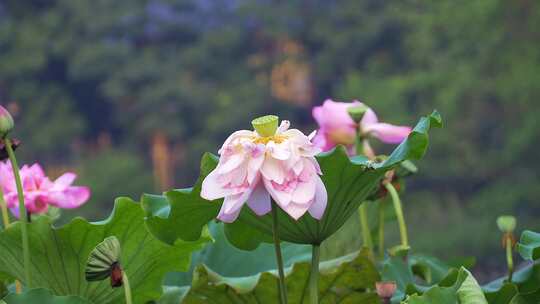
[
  {"x1": 251, "y1": 115, "x2": 278, "y2": 137},
  {"x1": 347, "y1": 104, "x2": 369, "y2": 123},
  {"x1": 497, "y1": 216, "x2": 516, "y2": 233},
  {"x1": 85, "y1": 236, "x2": 121, "y2": 282}
]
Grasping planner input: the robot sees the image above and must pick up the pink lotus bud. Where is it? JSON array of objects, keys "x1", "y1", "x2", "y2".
[
  {"x1": 376, "y1": 281, "x2": 397, "y2": 303},
  {"x1": 0, "y1": 105, "x2": 14, "y2": 136},
  {"x1": 312, "y1": 99, "x2": 412, "y2": 152}
]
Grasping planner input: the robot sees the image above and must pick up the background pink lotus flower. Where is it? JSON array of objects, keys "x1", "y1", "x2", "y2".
[
  {"x1": 312, "y1": 99, "x2": 412, "y2": 151},
  {"x1": 0, "y1": 161, "x2": 91, "y2": 217},
  {"x1": 201, "y1": 117, "x2": 327, "y2": 223}
]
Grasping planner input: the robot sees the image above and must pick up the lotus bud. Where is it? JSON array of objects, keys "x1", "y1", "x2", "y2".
[
  {"x1": 497, "y1": 215, "x2": 516, "y2": 233},
  {"x1": 347, "y1": 104, "x2": 369, "y2": 123},
  {"x1": 251, "y1": 115, "x2": 279, "y2": 137},
  {"x1": 0, "y1": 105, "x2": 14, "y2": 137},
  {"x1": 376, "y1": 281, "x2": 397, "y2": 304}
]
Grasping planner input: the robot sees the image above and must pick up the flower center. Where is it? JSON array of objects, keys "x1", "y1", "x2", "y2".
[{"x1": 252, "y1": 134, "x2": 288, "y2": 145}]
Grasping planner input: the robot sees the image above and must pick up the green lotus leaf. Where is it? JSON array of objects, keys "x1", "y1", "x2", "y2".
[
  {"x1": 517, "y1": 230, "x2": 540, "y2": 261},
  {"x1": 144, "y1": 111, "x2": 441, "y2": 248},
  {"x1": 483, "y1": 263, "x2": 540, "y2": 303},
  {"x1": 2, "y1": 288, "x2": 92, "y2": 304},
  {"x1": 164, "y1": 222, "x2": 311, "y2": 287},
  {"x1": 402, "y1": 267, "x2": 487, "y2": 304},
  {"x1": 381, "y1": 253, "x2": 474, "y2": 302},
  {"x1": 141, "y1": 153, "x2": 220, "y2": 244},
  {"x1": 179, "y1": 249, "x2": 380, "y2": 303},
  {"x1": 0, "y1": 198, "x2": 209, "y2": 304}
]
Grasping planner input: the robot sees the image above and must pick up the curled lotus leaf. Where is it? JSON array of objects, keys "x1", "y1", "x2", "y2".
[{"x1": 85, "y1": 236, "x2": 122, "y2": 282}]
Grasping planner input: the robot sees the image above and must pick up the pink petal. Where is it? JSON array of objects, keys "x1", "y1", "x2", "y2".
[
  {"x1": 201, "y1": 170, "x2": 236, "y2": 200},
  {"x1": 312, "y1": 130, "x2": 335, "y2": 152},
  {"x1": 48, "y1": 186, "x2": 91, "y2": 209},
  {"x1": 227, "y1": 165, "x2": 248, "y2": 187},
  {"x1": 217, "y1": 154, "x2": 245, "y2": 174},
  {"x1": 246, "y1": 180, "x2": 271, "y2": 216},
  {"x1": 217, "y1": 205, "x2": 242, "y2": 223},
  {"x1": 320, "y1": 99, "x2": 361, "y2": 129},
  {"x1": 4, "y1": 193, "x2": 18, "y2": 208},
  {"x1": 276, "y1": 120, "x2": 290, "y2": 133},
  {"x1": 222, "y1": 193, "x2": 247, "y2": 214},
  {"x1": 308, "y1": 177, "x2": 327, "y2": 219},
  {"x1": 291, "y1": 175, "x2": 316, "y2": 204},
  {"x1": 263, "y1": 177, "x2": 291, "y2": 207},
  {"x1": 364, "y1": 123, "x2": 412, "y2": 144},
  {"x1": 51, "y1": 173, "x2": 77, "y2": 191},
  {"x1": 247, "y1": 154, "x2": 264, "y2": 184},
  {"x1": 267, "y1": 142, "x2": 291, "y2": 160},
  {"x1": 312, "y1": 106, "x2": 325, "y2": 126},
  {"x1": 281, "y1": 202, "x2": 310, "y2": 220},
  {"x1": 261, "y1": 157, "x2": 285, "y2": 184},
  {"x1": 217, "y1": 192, "x2": 250, "y2": 223},
  {"x1": 26, "y1": 195, "x2": 50, "y2": 214},
  {"x1": 219, "y1": 130, "x2": 256, "y2": 154},
  {"x1": 360, "y1": 107, "x2": 379, "y2": 127}
]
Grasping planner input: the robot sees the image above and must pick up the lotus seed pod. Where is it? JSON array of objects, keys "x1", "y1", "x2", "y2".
[
  {"x1": 251, "y1": 115, "x2": 278, "y2": 137},
  {"x1": 347, "y1": 104, "x2": 369, "y2": 123}
]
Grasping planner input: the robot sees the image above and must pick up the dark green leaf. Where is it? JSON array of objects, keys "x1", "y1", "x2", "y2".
[
  {"x1": 181, "y1": 249, "x2": 380, "y2": 303},
  {"x1": 164, "y1": 222, "x2": 311, "y2": 287},
  {"x1": 142, "y1": 153, "x2": 221, "y2": 244}
]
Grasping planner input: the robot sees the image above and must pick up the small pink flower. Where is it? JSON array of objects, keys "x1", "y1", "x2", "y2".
[
  {"x1": 201, "y1": 119, "x2": 327, "y2": 223},
  {"x1": 312, "y1": 99, "x2": 412, "y2": 151},
  {"x1": 0, "y1": 161, "x2": 91, "y2": 217}
]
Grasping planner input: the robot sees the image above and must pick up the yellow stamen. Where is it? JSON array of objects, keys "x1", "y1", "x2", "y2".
[{"x1": 252, "y1": 134, "x2": 288, "y2": 145}]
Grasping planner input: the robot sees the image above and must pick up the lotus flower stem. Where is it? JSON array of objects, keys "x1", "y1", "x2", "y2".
[
  {"x1": 271, "y1": 202, "x2": 288, "y2": 304},
  {"x1": 5, "y1": 137, "x2": 31, "y2": 287},
  {"x1": 359, "y1": 204, "x2": 373, "y2": 253},
  {"x1": 0, "y1": 187, "x2": 10, "y2": 229},
  {"x1": 378, "y1": 202, "x2": 385, "y2": 259},
  {"x1": 385, "y1": 182, "x2": 408, "y2": 247},
  {"x1": 362, "y1": 139, "x2": 376, "y2": 159},
  {"x1": 308, "y1": 245, "x2": 320, "y2": 304},
  {"x1": 506, "y1": 237, "x2": 514, "y2": 282},
  {"x1": 355, "y1": 136, "x2": 374, "y2": 255},
  {"x1": 122, "y1": 271, "x2": 133, "y2": 304}
]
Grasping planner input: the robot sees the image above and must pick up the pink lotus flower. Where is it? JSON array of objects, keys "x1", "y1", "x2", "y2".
[
  {"x1": 0, "y1": 161, "x2": 91, "y2": 217},
  {"x1": 201, "y1": 117, "x2": 327, "y2": 223},
  {"x1": 312, "y1": 99, "x2": 412, "y2": 152}
]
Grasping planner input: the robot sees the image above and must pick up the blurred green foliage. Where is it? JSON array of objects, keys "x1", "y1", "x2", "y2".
[{"x1": 0, "y1": 0, "x2": 539, "y2": 278}]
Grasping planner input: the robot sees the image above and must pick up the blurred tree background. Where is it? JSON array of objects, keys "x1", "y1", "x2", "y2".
[{"x1": 0, "y1": 0, "x2": 539, "y2": 280}]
